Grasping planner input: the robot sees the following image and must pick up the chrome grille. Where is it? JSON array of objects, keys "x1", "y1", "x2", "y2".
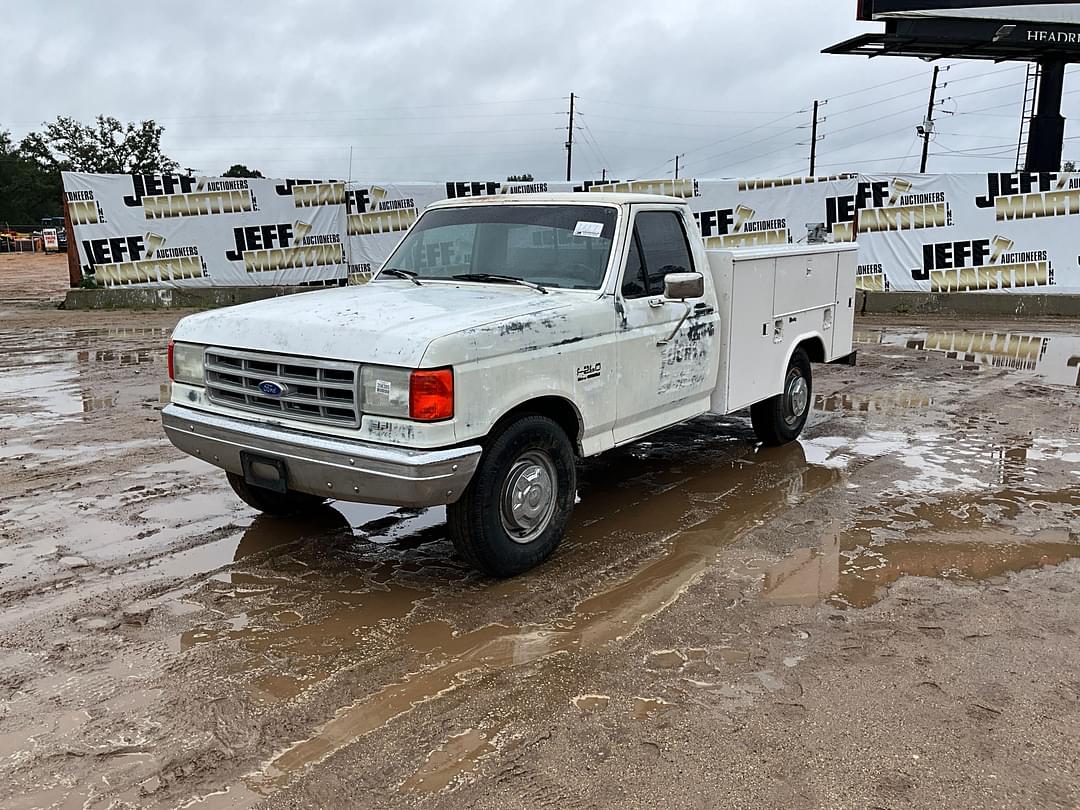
[{"x1": 204, "y1": 348, "x2": 360, "y2": 427}]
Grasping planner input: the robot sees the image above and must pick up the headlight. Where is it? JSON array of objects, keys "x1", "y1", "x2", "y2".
[
  {"x1": 169, "y1": 341, "x2": 205, "y2": 386},
  {"x1": 361, "y1": 366, "x2": 411, "y2": 417}
]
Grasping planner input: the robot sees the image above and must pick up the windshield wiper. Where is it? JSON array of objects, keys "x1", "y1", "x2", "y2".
[
  {"x1": 451, "y1": 274, "x2": 547, "y2": 294},
  {"x1": 379, "y1": 268, "x2": 422, "y2": 286}
]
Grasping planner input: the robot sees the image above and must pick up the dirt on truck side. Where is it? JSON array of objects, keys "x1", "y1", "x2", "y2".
[{"x1": 1, "y1": 253, "x2": 1079, "y2": 809}]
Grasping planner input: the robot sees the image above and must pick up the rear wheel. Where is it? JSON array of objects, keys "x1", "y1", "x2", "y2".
[
  {"x1": 447, "y1": 415, "x2": 576, "y2": 577},
  {"x1": 226, "y1": 471, "x2": 327, "y2": 516},
  {"x1": 750, "y1": 347, "x2": 812, "y2": 446}
]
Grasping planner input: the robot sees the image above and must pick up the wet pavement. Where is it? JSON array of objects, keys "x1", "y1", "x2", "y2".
[{"x1": 2, "y1": 258, "x2": 1080, "y2": 810}]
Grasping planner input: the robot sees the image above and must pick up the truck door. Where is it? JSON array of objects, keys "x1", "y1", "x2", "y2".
[{"x1": 613, "y1": 208, "x2": 717, "y2": 444}]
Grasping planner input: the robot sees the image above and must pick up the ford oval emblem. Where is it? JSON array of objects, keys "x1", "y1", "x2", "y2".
[{"x1": 258, "y1": 380, "x2": 288, "y2": 397}]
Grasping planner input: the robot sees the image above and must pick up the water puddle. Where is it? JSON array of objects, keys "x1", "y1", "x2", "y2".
[
  {"x1": 0, "y1": 366, "x2": 83, "y2": 421},
  {"x1": 400, "y1": 721, "x2": 507, "y2": 794},
  {"x1": 190, "y1": 442, "x2": 840, "y2": 802},
  {"x1": 632, "y1": 697, "x2": 674, "y2": 720},
  {"x1": 763, "y1": 514, "x2": 1078, "y2": 610},
  {"x1": 856, "y1": 327, "x2": 1080, "y2": 387},
  {"x1": 572, "y1": 694, "x2": 610, "y2": 713},
  {"x1": 814, "y1": 389, "x2": 934, "y2": 414}
]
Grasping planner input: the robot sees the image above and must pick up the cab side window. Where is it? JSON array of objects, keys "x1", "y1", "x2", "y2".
[
  {"x1": 620, "y1": 232, "x2": 649, "y2": 299},
  {"x1": 635, "y1": 211, "x2": 694, "y2": 294}
]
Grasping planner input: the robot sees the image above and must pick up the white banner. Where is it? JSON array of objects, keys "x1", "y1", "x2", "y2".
[
  {"x1": 852, "y1": 172, "x2": 1080, "y2": 293},
  {"x1": 63, "y1": 170, "x2": 1080, "y2": 294},
  {"x1": 64, "y1": 172, "x2": 348, "y2": 287}
]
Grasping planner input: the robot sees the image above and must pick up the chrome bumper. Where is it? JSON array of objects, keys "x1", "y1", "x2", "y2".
[{"x1": 161, "y1": 404, "x2": 481, "y2": 508}]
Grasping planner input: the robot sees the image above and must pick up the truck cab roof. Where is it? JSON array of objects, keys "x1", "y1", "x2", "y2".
[{"x1": 426, "y1": 192, "x2": 686, "y2": 208}]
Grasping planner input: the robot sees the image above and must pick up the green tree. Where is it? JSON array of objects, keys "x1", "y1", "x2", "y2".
[
  {"x1": 0, "y1": 129, "x2": 61, "y2": 225},
  {"x1": 1064, "y1": 160, "x2": 1077, "y2": 172},
  {"x1": 222, "y1": 164, "x2": 264, "y2": 178},
  {"x1": 21, "y1": 115, "x2": 178, "y2": 175},
  {"x1": 506, "y1": 173, "x2": 534, "y2": 182}
]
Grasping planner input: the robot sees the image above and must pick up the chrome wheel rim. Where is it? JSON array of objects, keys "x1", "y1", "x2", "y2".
[
  {"x1": 784, "y1": 373, "x2": 809, "y2": 426},
  {"x1": 500, "y1": 451, "x2": 558, "y2": 545}
]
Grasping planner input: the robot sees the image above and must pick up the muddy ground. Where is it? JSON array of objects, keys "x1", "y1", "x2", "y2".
[{"x1": 2, "y1": 253, "x2": 1080, "y2": 809}]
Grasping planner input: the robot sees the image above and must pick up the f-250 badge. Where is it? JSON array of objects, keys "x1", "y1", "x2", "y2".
[{"x1": 576, "y1": 363, "x2": 602, "y2": 382}]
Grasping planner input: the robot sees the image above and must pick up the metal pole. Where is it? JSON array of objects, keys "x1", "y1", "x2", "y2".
[
  {"x1": 674, "y1": 154, "x2": 680, "y2": 179},
  {"x1": 920, "y1": 66, "x2": 940, "y2": 173},
  {"x1": 565, "y1": 92, "x2": 575, "y2": 182},
  {"x1": 1025, "y1": 59, "x2": 1066, "y2": 172},
  {"x1": 809, "y1": 100, "x2": 820, "y2": 176}
]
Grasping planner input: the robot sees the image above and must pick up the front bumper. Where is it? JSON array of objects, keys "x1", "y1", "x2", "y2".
[{"x1": 162, "y1": 404, "x2": 481, "y2": 508}]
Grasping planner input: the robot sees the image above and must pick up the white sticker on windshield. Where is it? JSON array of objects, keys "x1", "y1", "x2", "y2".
[{"x1": 573, "y1": 221, "x2": 604, "y2": 239}]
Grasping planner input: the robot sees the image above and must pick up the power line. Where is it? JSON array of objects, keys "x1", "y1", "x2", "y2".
[
  {"x1": 164, "y1": 126, "x2": 565, "y2": 140},
  {"x1": 826, "y1": 85, "x2": 937, "y2": 119},
  {"x1": 824, "y1": 67, "x2": 935, "y2": 101},
  {"x1": 575, "y1": 96, "x2": 793, "y2": 115}
]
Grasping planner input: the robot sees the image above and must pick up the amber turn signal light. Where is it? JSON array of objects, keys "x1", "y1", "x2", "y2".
[{"x1": 409, "y1": 368, "x2": 454, "y2": 421}]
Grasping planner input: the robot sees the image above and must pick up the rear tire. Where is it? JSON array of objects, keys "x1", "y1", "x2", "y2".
[
  {"x1": 750, "y1": 347, "x2": 812, "y2": 446},
  {"x1": 226, "y1": 471, "x2": 328, "y2": 516},
  {"x1": 447, "y1": 415, "x2": 576, "y2": 577}
]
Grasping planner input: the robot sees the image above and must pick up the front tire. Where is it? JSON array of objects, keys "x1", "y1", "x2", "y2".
[
  {"x1": 226, "y1": 472, "x2": 328, "y2": 516},
  {"x1": 447, "y1": 415, "x2": 576, "y2": 577},
  {"x1": 750, "y1": 347, "x2": 812, "y2": 446}
]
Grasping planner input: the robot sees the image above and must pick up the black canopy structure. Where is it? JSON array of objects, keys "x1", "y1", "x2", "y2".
[{"x1": 825, "y1": 1, "x2": 1080, "y2": 171}]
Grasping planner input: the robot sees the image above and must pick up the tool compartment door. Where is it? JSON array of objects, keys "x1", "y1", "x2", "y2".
[
  {"x1": 832, "y1": 248, "x2": 857, "y2": 360},
  {"x1": 773, "y1": 252, "x2": 838, "y2": 317},
  {"x1": 723, "y1": 257, "x2": 786, "y2": 413}
]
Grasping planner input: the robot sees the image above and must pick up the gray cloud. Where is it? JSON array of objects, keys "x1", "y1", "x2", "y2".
[{"x1": 5, "y1": 0, "x2": 1077, "y2": 180}]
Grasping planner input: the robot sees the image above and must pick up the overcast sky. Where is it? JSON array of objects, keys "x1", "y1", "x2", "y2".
[{"x1": 5, "y1": 0, "x2": 1079, "y2": 181}]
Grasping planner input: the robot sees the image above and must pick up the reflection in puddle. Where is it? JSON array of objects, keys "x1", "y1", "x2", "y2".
[
  {"x1": 572, "y1": 694, "x2": 610, "y2": 713},
  {"x1": 0, "y1": 366, "x2": 83, "y2": 422},
  {"x1": 814, "y1": 389, "x2": 934, "y2": 414},
  {"x1": 856, "y1": 327, "x2": 1080, "y2": 387},
  {"x1": 632, "y1": 696, "x2": 673, "y2": 720},
  {"x1": 765, "y1": 517, "x2": 1078, "y2": 610}
]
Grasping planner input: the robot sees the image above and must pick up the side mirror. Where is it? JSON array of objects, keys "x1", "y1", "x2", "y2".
[{"x1": 664, "y1": 272, "x2": 704, "y2": 300}]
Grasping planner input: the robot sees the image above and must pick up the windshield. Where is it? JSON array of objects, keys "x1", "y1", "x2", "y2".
[{"x1": 380, "y1": 204, "x2": 618, "y2": 290}]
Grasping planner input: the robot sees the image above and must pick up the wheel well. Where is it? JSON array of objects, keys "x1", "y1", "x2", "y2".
[
  {"x1": 495, "y1": 396, "x2": 583, "y2": 454},
  {"x1": 797, "y1": 336, "x2": 827, "y2": 364}
]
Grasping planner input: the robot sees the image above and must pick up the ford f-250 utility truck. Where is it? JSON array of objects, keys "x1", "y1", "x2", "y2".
[{"x1": 163, "y1": 193, "x2": 857, "y2": 576}]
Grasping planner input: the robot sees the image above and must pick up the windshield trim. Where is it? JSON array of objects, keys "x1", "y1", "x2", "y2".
[{"x1": 376, "y1": 202, "x2": 624, "y2": 295}]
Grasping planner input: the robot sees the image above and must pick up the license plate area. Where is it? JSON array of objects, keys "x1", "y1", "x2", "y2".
[{"x1": 241, "y1": 451, "x2": 288, "y2": 494}]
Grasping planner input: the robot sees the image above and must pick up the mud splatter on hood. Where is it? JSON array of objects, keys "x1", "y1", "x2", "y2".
[{"x1": 171, "y1": 281, "x2": 573, "y2": 367}]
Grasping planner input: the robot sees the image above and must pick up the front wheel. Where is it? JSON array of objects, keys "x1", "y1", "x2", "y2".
[
  {"x1": 750, "y1": 347, "x2": 812, "y2": 446},
  {"x1": 226, "y1": 471, "x2": 328, "y2": 516},
  {"x1": 447, "y1": 415, "x2": 576, "y2": 577}
]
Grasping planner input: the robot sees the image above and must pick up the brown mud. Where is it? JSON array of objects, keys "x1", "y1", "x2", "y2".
[{"x1": 1, "y1": 256, "x2": 1079, "y2": 809}]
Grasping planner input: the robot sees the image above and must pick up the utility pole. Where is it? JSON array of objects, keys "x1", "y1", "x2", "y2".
[
  {"x1": 920, "y1": 66, "x2": 941, "y2": 173},
  {"x1": 809, "y1": 100, "x2": 822, "y2": 176},
  {"x1": 601, "y1": 168, "x2": 607, "y2": 181},
  {"x1": 565, "y1": 92, "x2": 575, "y2": 182},
  {"x1": 674, "y1": 154, "x2": 680, "y2": 179}
]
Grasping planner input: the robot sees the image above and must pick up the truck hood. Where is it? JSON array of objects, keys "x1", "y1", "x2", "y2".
[{"x1": 170, "y1": 280, "x2": 574, "y2": 366}]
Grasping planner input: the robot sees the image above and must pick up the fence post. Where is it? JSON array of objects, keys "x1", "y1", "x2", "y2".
[{"x1": 62, "y1": 191, "x2": 81, "y2": 288}]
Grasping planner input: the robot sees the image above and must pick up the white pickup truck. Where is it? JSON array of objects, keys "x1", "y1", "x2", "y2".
[{"x1": 163, "y1": 193, "x2": 856, "y2": 575}]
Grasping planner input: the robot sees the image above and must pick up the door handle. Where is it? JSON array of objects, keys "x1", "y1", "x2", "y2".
[{"x1": 648, "y1": 297, "x2": 665, "y2": 308}]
